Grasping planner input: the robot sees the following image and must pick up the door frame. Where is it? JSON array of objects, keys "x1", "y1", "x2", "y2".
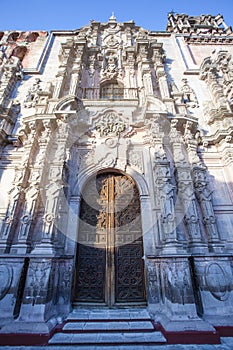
[{"x1": 71, "y1": 169, "x2": 150, "y2": 306}]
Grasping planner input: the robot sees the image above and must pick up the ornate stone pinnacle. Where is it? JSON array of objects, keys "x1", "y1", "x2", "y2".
[{"x1": 109, "y1": 12, "x2": 116, "y2": 22}]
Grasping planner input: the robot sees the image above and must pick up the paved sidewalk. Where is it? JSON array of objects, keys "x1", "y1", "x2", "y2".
[{"x1": 0, "y1": 337, "x2": 233, "y2": 349}]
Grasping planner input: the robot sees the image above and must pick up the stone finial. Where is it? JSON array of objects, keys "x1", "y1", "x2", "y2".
[{"x1": 109, "y1": 12, "x2": 117, "y2": 22}]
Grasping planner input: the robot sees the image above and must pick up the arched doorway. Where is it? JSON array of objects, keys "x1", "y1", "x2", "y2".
[{"x1": 73, "y1": 171, "x2": 146, "y2": 306}]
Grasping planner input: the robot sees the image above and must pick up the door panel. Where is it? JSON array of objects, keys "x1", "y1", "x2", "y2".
[
  {"x1": 73, "y1": 173, "x2": 146, "y2": 305},
  {"x1": 115, "y1": 239, "x2": 146, "y2": 303},
  {"x1": 75, "y1": 244, "x2": 106, "y2": 302}
]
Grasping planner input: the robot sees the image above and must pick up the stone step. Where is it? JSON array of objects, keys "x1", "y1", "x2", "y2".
[
  {"x1": 63, "y1": 320, "x2": 154, "y2": 332},
  {"x1": 48, "y1": 331, "x2": 167, "y2": 345},
  {"x1": 67, "y1": 308, "x2": 151, "y2": 321}
]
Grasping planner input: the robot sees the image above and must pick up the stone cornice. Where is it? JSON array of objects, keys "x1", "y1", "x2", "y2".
[{"x1": 202, "y1": 127, "x2": 233, "y2": 145}]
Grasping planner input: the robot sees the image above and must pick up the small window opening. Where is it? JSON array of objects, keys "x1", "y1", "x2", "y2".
[{"x1": 100, "y1": 82, "x2": 124, "y2": 100}]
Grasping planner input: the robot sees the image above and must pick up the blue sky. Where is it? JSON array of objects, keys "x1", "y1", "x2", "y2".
[{"x1": 1, "y1": 0, "x2": 233, "y2": 31}]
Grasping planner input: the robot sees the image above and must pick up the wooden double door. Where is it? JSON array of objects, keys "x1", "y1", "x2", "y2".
[{"x1": 73, "y1": 172, "x2": 146, "y2": 306}]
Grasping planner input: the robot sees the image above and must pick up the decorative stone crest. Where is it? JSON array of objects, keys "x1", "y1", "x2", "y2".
[{"x1": 95, "y1": 112, "x2": 126, "y2": 136}]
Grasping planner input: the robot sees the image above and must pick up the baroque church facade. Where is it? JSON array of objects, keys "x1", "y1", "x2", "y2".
[{"x1": 0, "y1": 13, "x2": 233, "y2": 343}]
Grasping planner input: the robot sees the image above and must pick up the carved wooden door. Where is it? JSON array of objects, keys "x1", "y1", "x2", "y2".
[{"x1": 73, "y1": 173, "x2": 146, "y2": 306}]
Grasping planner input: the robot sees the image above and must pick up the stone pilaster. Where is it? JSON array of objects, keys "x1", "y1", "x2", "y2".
[
  {"x1": 33, "y1": 118, "x2": 69, "y2": 254},
  {"x1": 69, "y1": 43, "x2": 86, "y2": 96},
  {"x1": 136, "y1": 41, "x2": 153, "y2": 99},
  {"x1": 0, "y1": 56, "x2": 23, "y2": 107},
  {"x1": 0, "y1": 121, "x2": 39, "y2": 253},
  {"x1": 11, "y1": 120, "x2": 54, "y2": 254},
  {"x1": 53, "y1": 40, "x2": 74, "y2": 98},
  {"x1": 151, "y1": 44, "x2": 170, "y2": 100}
]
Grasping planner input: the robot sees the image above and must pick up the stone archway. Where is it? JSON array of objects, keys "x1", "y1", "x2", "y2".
[{"x1": 73, "y1": 171, "x2": 146, "y2": 307}]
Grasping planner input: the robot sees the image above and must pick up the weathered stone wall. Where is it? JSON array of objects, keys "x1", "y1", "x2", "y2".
[{"x1": 0, "y1": 13, "x2": 233, "y2": 335}]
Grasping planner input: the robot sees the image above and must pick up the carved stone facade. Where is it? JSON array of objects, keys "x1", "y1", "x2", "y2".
[{"x1": 0, "y1": 13, "x2": 233, "y2": 343}]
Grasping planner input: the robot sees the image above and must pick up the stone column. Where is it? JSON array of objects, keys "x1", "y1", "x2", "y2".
[
  {"x1": 65, "y1": 196, "x2": 81, "y2": 255},
  {"x1": 0, "y1": 256, "x2": 74, "y2": 334},
  {"x1": 170, "y1": 119, "x2": 207, "y2": 253},
  {"x1": 126, "y1": 49, "x2": 136, "y2": 93},
  {"x1": 200, "y1": 64, "x2": 228, "y2": 112},
  {"x1": 177, "y1": 167, "x2": 208, "y2": 253},
  {"x1": 33, "y1": 118, "x2": 69, "y2": 255},
  {"x1": 69, "y1": 43, "x2": 85, "y2": 96},
  {"x1": 151, "y1": 45, "x2": 170, "y2": 99},
  {"x1": 146, "y1": 116, "x2": 182, "y2": 253},
  {"x1": 140, "y1": 195, "x2": 156, "y2": 256},
  {"x1": 218, "y1": 137, "x2": 233, "y2": 252},
  {"x1": 192, "y1": 165, "x2": 224, "y2": 253},
  {"x1": 182, "y1": 121, "x2": 224, "y2": 252},
  {"x1": 142, "y1": 69, "x2": 153, "y2": 96},
  {"x1": 53, "y1": 41, "x2": 73, "y2": 98},
  {"x1": 0, "y1": 121, "x2": 38, "y2": 253},
  {"x1": 156, "y1": 69, "x2": 170, "y2": 99},
  {"x1": 154, "y1": 161, "x2": 181, "y2": 253},
  {"x1": 0, "y1": 56, "x2": 23, "y2": 106},
  {"x1": 11, "y1": 120, "x2": 53, "y2": 254},
  {"x1": 136, "y1": 41, "x2": 154, "y2": 98}
]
